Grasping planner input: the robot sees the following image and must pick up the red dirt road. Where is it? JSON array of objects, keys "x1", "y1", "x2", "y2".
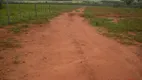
[{"x1": 0, "y1": 8, "x2": 142, "y2": 80}]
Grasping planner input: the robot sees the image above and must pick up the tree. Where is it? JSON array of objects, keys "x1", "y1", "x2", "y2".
[
  {"x1": 121, "y1": 0, "x2": 134, "y2": 5},
  {"x1": 137, "y1": 0, "x2": 142, "y2": 2}
]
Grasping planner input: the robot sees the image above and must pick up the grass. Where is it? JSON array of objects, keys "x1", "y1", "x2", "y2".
[
  {"x1": 84, "y1": 6, "x2": 142, "y2": 44},
  {"x1": 85, "y1": 6, "x2": 142, "y2": 18},
  {"x1": 0, "y1": 4, "x2": 78, "y2": 26}
]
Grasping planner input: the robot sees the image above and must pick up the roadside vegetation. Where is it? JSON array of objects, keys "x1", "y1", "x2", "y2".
[
  {"x1": 0, "y1": 4, "x2": 77, "y2": 26},
  {"x1": 84, "y1": 6, "x2": 142, "y2": 45}
]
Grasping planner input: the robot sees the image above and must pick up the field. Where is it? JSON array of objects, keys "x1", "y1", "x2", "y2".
[
  {"x1": 1, "y1": 5, "x2": 142, "y2": 80},
  {"x1": 0, "y1": 4, "x2": 77, "y2": 26},
  {"x1": 84, "y1": 6, "x2": 142, "y2": 45}
]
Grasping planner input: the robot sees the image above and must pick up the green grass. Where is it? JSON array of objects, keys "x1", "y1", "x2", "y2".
[
  {"x1": 0, "y1": 4, "x2": 78, "y2": 26},
  {"x1": 85, "y1": 6, "x2": 142, "y2": 18},
  {"x1": 84, "y1": 6, "x2": 142, "y2": 44}
]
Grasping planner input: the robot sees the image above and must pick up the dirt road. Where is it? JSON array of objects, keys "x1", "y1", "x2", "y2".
[{"x1": 1, "y1": 8, "x2": 142, "y2": 80}]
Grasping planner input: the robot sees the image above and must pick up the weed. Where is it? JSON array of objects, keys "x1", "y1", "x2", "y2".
[{"x1": 10, "y1": 26, "x2": 21, "y2": 33}]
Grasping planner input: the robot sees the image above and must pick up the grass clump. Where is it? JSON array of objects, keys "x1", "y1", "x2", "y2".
[{"x1": 10, "y1": 26, "x2": 21, "y2": 33}]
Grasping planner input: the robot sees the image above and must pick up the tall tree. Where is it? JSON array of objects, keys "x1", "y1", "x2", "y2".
[{"x1": 121, "y1": 0, "x2": 134, "y2": 5}]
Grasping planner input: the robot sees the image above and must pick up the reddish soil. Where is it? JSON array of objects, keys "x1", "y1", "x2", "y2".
[{"x1": 0, "y1": 8, "x2": 142, "y2": 80}]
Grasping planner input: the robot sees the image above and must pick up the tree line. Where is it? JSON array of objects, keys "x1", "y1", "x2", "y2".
[
  {"x1": 121, "y1": 0, "x2": 142, "y2": 5},
  {"x1": 0, "y1": 0, "x2": 142, "y2": 9}
]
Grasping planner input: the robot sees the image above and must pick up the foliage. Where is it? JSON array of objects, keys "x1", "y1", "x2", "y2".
[{"x1": 121, "y1": 0, "x2": 134, "y2": 5}]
